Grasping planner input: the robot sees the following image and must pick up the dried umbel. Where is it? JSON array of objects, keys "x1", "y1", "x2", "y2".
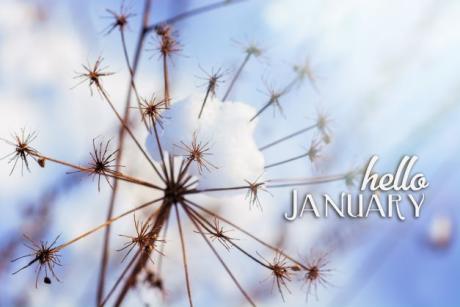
[
  {"x1": 12, "y1": 235, "x2": 62, "y2": 288},
  {"x1": 3, "y1": 1, "x2": 355, "y2": 305},
  {"x1": 0, "y1": 129, "x2": 39, "y2": 175}
]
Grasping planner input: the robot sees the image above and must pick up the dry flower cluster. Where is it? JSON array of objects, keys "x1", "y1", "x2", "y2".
[{"x1": 1, "y1": 1, "x2": 360, "y2": 305}]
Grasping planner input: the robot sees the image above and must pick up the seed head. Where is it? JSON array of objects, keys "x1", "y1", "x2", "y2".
[
  {"x1": 259, "y1": 252, "x2": 292, "y2": 302},
  {"x1": 303, "y1": 252, "x2": 332, "y2": 301},
  {"x1": 86, "y1": 138, "x2": 121, "y2": 191},
  {"x1": 74, "y1": 57, "x2": 114, "y2": 96},
  {"x1": 175, "y1": 132, "x2": 217, "y2": 173},
  {"x1": 12, "y1": 234, "x2": 62, "y2": 288},
  {"x1": 137, "y1": 94, "x2": 168, "y2": 129},
  {"x1": 244, "y1": 176, "x2": 270, "y2": 210},
  {"x1": 118, "y1": 215, "x2": 164, "y2": 263},
  {"x1": 104, "y1": 2, "x2": 135, "y2": 34},
  {"x1": 1, "y1": 129, "x2": 39, "y2": 176}
]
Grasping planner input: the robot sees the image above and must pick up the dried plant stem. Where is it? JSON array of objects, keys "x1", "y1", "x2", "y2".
[
  {"x1": 198, "y1": 85, "x2": 213, "y2": 119},
  {"x1": 265, "y1": 152, "x2": 312, "y2": 169},
  {"x1": 249, "y1": 75, "x2": 301, "y2": 122},
  {"x1": 186, "y1": 185, "x2": 250, "y2": 194},
  {"x1": 259, "y1": 124, "x2": 317, "y2": 151},
  {"x1": 267, "y1": 174, "x2": 347, "y2": 188},
  {"x1": 162, "y1": 55, "x2": 171, "y2": 105},
  {"x1": 98, "y1": 1, "x2": 153, "y2": 303},
  {"x1": 145, "y1": 0, "x2": 248, "y2": 33},
  {"x1": 175, "y1": 205, "x2": 194, "y2": 307},
  {"x1": 186, "y1": 200, "x2": 307, "y2": 270},
  {"x1": 185, "y1": 203, "x2": 270, "y2": 269},
  {"x1": 182, "y1": 204, "x2": 256, "y2": 307},
  {"x1": 114, "y1": 202, "x2": 171, "y2": 306},
  {"x1": 53, "y1": 198, "x2": 162, "y2": 252},
  {"x1": 32, "y1": 153, "x2": 161, "y2": 190},
  {"x1": 99, "y1": 89, "x2": 165, "y2": 183},
  {"x1": 101, "y1": 249, "x2": 141, "y2": 306},
  {"x1": 120, "y1": 29, "x2": 145, "y2": 125},
  {"x1": 223, "y1": 52, "x2": 251, "y2": 101}
]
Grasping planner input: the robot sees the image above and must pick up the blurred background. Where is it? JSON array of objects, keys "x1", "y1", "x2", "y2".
[{"x1": 0, "y1": 0, "x2": 459, "y2": 306}]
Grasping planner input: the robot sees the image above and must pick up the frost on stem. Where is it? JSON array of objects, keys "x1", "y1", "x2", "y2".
[
  {"x1": 11, "y1": 234, "x2": 62, "y2": 288},
  {"x1": 73, "y1": 57, "x2": 114, "y2": 96},
  {"x1": 175, "y1": 132, "x2": 217, "y2": 174},
  {"x1": 0, "y1": 129, "x2": 39, "y2": 176}
]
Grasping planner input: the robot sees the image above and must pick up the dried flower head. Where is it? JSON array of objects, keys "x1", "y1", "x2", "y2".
[
  {"x1": 175, "y1": 132, "x2": 217, "y2": 173},
  {"x1": 316, "y1": 110, "x2": 332, "y2": 144},
  {"x1": 259, "y1": 252, "x2": 292, "y2": 302},
  {"x1": 199, "y1": 218, "x2": 236, "y2": 250},
  {"x1": 293, "y1": 59, "x2": 318, "y2": 92},
  {"x1": 12, "y1": 234, "x2": 62, "y2": 287},
  {"x1": 118, "y1": 215, "x2": 164, "y2": 263},
  {"x1": 74, "y1": 57, "x2": 114, "y2": 96},
  {"x1": 303, "y1": 252, "x2": 332, "y2": 301},
  {"x1": 137, "y1": 94, "x2": 168, "y2": 129},
  {"x1": 0, "y1": 129, "x2": 39, "y2": 175},
  {"x1": 153, "y1": 25, "x2": 182, "y2": 58},
  {"x1": 103, "y1": 1, "x2": 135, "y2": 34},
  {"x1": 245, "y1": 42, "x2": 263, "y2": 57},
  {"x1": 198, "y1": 67, "x2": 225, "y2": 97},
  {"x1": 306, "y1": 139, "x2": 322, "y2": 163},
  {"x1": 244, "y1": 176, "x2": 269, "y2": 210},
  {"x1": 87, "y1": 138, "x2": 121, "y2": 191}
]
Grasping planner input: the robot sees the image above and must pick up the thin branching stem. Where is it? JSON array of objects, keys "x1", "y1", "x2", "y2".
[
  {"x1": 175, "y1": 205, "x2": 194, "y2": 307},
  {"x1": 259, "y1": 124, "x2": 317, "y2": 151},
  {"x1": 186, "y1": 200, "x2": 307, "y2": 270},
  {"x1": 266, "y1": 174, "x2": 347, "y2": 188},
  {"x1": 99, "y1": 88, "x2": 166, "y2": 183},
  {"x1": 223, "y1": 52, "x2": 251, "y2": 101},
  {"x1": 185, "y1": 185, "x2": 250, "y2": 194},
  {"x1": 53, "y1": 198, "x2": 162, "y2": 252},
  {"x1": 31, "y1": 153, "x2": 161, "y2": 190},
  {"x1": 265, "y1": 152, "x2": 311, "y2": 169},
  {"x1": 181, "y1": 203, "x2": 257, "y2": 307},
  {"x1": 101, "y1": 249, "x2": 141, "y2": 306},
  {"x1": 145, "y1": 0, "x2": 248, "y2": 33}
]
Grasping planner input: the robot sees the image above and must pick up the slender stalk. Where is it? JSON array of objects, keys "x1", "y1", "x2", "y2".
[
  {"x1": 222, "y1": 52, "x2": 251, "y2": 101},
  {"x1": 186, "y1": 200, "x2": 307, "y2": 270},
  {"x1": 259, "y1": 124, "x2": 317, "y2": 151},
  {"x1": 198, "y1": 86, "x2": 212, "y2": 119},
  {"x1": 32, "y1": 153, "x2": 161, "y2": 190},
  {"x1": 175, "y1": 205, "x2": 194, "y2": 307},
  {"x1": 265, "y1": 152, "x2": 311, "y2": 169},
  {"x1": 114, "y1": 202, "x2": 171, "y2": 306},
  {"x1": 249, "y1": 76, "x2": 300, "y2": 122},
  {"x1": 145, "y1": 0, "x2": 248, "y2": 33},
  {"x1": 99, "y1": 88, "x2": 165, "y2": 182},
  {"x1": 182, "y1": 203, "x2": 256, "y2": 307},
  {"x1": 97, "y1": 2, "x2": 153, "y2": 303},
  {"x1": 101, "y1": 249, "x2": 141, "y2": 306},
  {"x1": 53, "y1": 198, "x2": 162, "y2": 252},
  {"x1": 185, "y1": 185, "x2": 250, "y2": 194},
  {"x1": 266, "y1": 174, "x2": 346, "y2": 188},
  {"x1": 163, "y1": 55, "x2": 170, "y2": 105}
]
